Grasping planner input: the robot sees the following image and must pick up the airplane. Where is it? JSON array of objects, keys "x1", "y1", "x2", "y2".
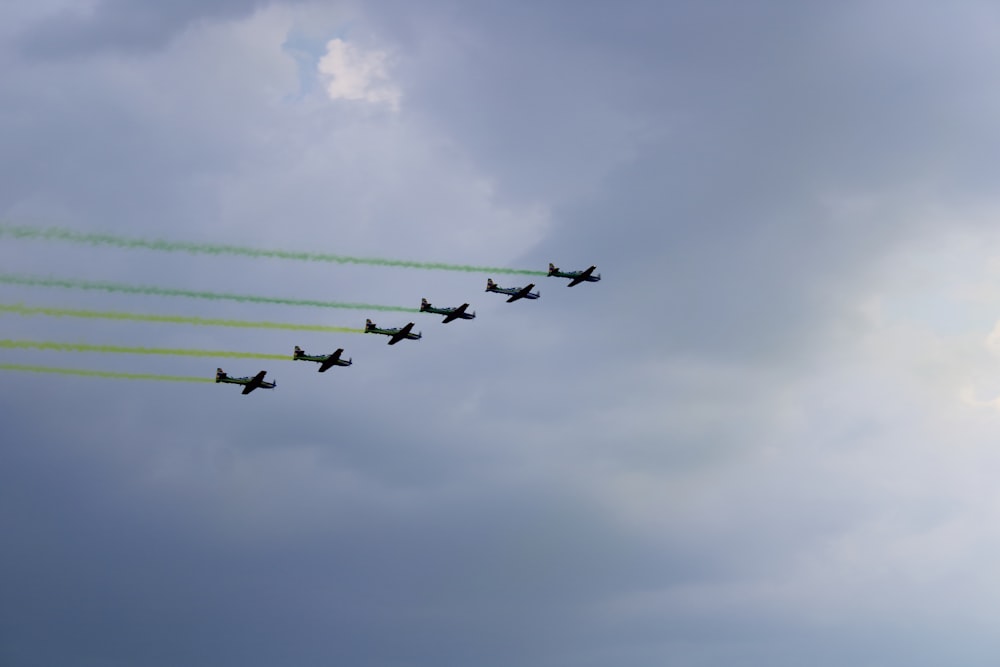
[
  {"x1": 547, "y1": 263, "x2": 601, "y2": 287},
  {"x1": 486, "y1": 278, "x2": 540, "y2": 302},
  {"x1": 365, "y1": 319, "x2": 422, "y2": 345},
  {"x1": 420, "y1": 298, "x2": 476, "y2": 323},
  {"x1": 293, "y1": 345, "x2": 352, "y2": 372},
  {"x1": 215, "y1": 368, "x2": 276, "y2": 394}
]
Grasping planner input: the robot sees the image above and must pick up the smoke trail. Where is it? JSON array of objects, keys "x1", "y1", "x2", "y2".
[
  {"x1": 0, "y1": 273, "x2": 420, "y2": 313},
  {"x1": 0, "y1": 224, "x2": 548, "y2": 276},
  {"x1": 0, "y1": 303, "x2": 364, "y2": 333},
  {"x1": 0, "y1": 362, "x2": 213, "y2": 384},
  {"x1": 0, "y1": 339, "x2": 287, "y2": 360}
]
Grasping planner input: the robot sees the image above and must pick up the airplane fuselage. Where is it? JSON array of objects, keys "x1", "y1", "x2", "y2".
[
  {"x1": 367, "y1": 325, "x2": 402, "y2": 336},
  {"x1": 422, "y1": 305, "x2": 453, "y2": 316},
  {"x1": 218, "y1": 375, "x2": 254, "y2": 385},
  {"x1": 297, "y1": 354, "x2": 328, "y2": 363}
]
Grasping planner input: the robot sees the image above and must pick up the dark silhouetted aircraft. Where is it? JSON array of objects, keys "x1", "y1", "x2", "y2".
[
  {"x1": 365, "y1": 319, "x2": 422, "y2": 344},
  {"x1": 294, "y1": 346, "x2": 352, "y2": 372},
  {"x1": 486, "y1": 278, "x2": 540, "y2": 302},
  {"x1": 548, "y1": 263, "x2": 601, "y2": 287},
  {"x1": 420, "y1": 298, "x2": 476, "y2": 323},
  {"x1": 216, "y1": 368, "x2": 275, "y2": 394}
]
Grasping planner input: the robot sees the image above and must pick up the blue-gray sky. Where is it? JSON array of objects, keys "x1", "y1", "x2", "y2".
[{"x1": 3, "y1": 1, "x2": 1000, "y2": 665}]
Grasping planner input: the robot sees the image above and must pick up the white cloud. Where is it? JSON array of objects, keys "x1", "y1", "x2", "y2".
[{"x1": 317, "y1": 37, "x2": 401, "y2": 110}]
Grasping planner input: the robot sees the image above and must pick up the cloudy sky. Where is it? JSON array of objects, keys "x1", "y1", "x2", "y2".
[{"x1": 3, "y1": 1, "x2": 1000, "y2": 665}]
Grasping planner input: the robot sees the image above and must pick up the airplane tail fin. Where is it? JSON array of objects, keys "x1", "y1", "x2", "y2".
[
  {"x1": 215, "y1": 368, "x2": 226, "y2": 382},
  {"x1": 365, "y1": 318, "x2": 375, "y2": 331},
  {"x1": 548, "y1": 263, "x2": 558, "y2": 275},
  {"x1": 420, "y1": 298, "x2": 430, "y2": 310},
  {"x1": 293, "y1": 345, "x2": 303, "y2": 357},
  {"x1": 487, "y1": 278, "x2": 496, "y2": 290}
]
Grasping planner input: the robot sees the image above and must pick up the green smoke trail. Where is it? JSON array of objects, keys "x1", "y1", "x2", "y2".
[
  {"x1": 0, "y1": 224, "x2": 547, "y2": 276},
  {"x1": 0, "y1": 362, "x2": 213, "y2": 384},
  {"x1": 0, "y1": 339, "x2": 287, "y2": 360},
  {"x1": 0, "y1": 303, "x2": 364, "y2": 333},
  {"x1": 0, "y1": 273, "x2": 420, "y2": 313}
]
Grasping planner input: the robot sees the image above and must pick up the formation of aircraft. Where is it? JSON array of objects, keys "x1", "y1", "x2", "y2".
[
  {"x1": 294, "y1": 345, "x2": 352, "y2": 372},
  {"x1": 365, "y1": 319, "x2": 422, "y2": 345},
  {"x1": 420, "y1": 298, "x2": 476, "y2": 323},
  {"x1": 215, "y1": 368, "x2": 276, "y2": 394},
  {"x1": 486, "y1": 278, "x2": 540, "y2": 302},
  {"x1": 548, "y1": 263, "x2": 601, "y2": 287},
  {"x1": 214, "y1": 262, "x2": 599, "y2": 394}
]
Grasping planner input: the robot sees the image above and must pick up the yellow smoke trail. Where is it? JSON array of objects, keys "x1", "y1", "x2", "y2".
[
  {"x1": 0, "y1": 363, "x2": 213, "y2": 383},
  {"x1": 0, "y1": 339, "x2": 287, "y2": 360}
]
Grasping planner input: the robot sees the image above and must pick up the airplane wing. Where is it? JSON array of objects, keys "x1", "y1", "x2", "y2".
[
  {"x1": 442, "y1": 303, "x2": 469, "y2": 323},
  {"x1": 389, "y1": 322, "x2": 414, "y2": 345},
  {"x1": 242, "y1": 370, "x2": 266, "y2": 394},
  {"x1": 568, "y1": 266, "x2": 596, "y2": 287},
  {"x1": 507, "y1": 284, "x2": 535, "y2": 302},
  {"x1": 318, "y1": 348, "x2": 344, "y2": 372},
  {"x1": 389, "y1": 322, "x2": 414, "y2": 344}
]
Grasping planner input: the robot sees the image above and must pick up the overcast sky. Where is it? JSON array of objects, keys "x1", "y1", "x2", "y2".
[{"x1": 3, "y1": 1, "x2": 1000, "y2": 665}]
